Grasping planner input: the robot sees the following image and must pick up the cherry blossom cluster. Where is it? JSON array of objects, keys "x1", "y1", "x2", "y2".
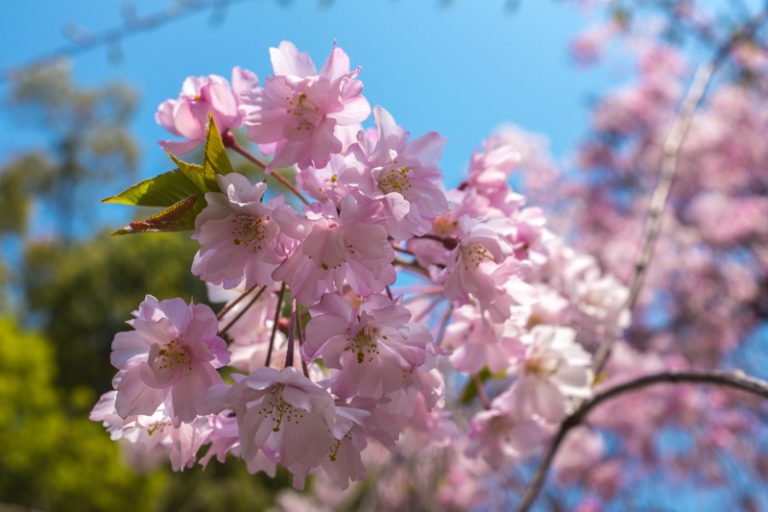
[{"x1": 91, "y1": 41, "x2": 631, "y2": 493}]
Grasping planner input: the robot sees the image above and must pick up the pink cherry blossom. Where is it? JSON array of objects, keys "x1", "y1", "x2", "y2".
[
  {"x1": 465, "y1": 405, "x2": 544, "y2": 470},
  {"x1": 245, "y1": 41, "x2": 371, "y2": 171},
  {"x1": 347, "y1": 106, "x2": 449, "y2": 239},
  {"x1": 442, "y1": 304, "x2": 526, "y2": 374},
  {"x1": 192, "y1": 174, "x2": 291, "y2": 290},
  {"x1": 213, "y1": 367, "x2": 338, "y2": 488},
  {"x1": 156, "y1": 67, "x2": 257, "y2": 154},
  {"x1": 304, "y1": 293, "x2": 432, "y2": 399},
  {"x1": 109, "y1": 295, "x2": 229, "y2": 423},
  {"x1": 273, "y1": 194, "x2": 395, "y2": 305},
  {"x1": 506, "y1": 325, "x2": 593, "y2": 422},
  {"x1": 440, "y1": 215, "x2": 516, "y2": 319},
  {"x1": 90, "y1": 390, "x2": 215, "y2": 471}
]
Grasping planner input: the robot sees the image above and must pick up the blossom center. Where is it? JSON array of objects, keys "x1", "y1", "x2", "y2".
[
  {"x1": 524, "y1": 355, "x2": 559, "y2": 377},
  {"x1": 156, "y1": 339, "x2": 193, "y2": 373},
  {"x1": 231, "y1": 214, "x2": 269, "y2": 251},
  {"x1": 146, "y1": 420, "x2": 172, "y2": 436},
  {"x1": 258, "y1": 385, "x2": 306, "y2": 432},
  {"x1": 378, "y1": 166, "x2": 412, "y2": 195},
  {"x1": 286, "y1": 92, "x2": 320, "y2": 132},
  {"x1": 346, "y1": 325, "x2": 381, "y2": 363},
  {"x1": 432, "y1": 215, "x2": 459, "y2": 237},
  {"x1": 462, "y1": 243, "x2": 493, "y2": 270}
]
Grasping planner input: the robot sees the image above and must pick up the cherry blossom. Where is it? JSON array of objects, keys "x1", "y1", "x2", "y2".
[
  {"x1": 244, "y1": 41, "x2": 370, "y2": 171},
  {"x1": 156, "y1": 67, "x2": 257, "y2": 154},
  {"x1": 109, "y1": 295, "x2": 229, "y2": 423},
  {"x1": 192, "y1": 174, "x2": 289, "y2": 290}
]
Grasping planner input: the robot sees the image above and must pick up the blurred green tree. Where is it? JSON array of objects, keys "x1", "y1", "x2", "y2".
[
  {"x1": 0, "y1": 63, "x2": 284, "y2": 511},
  {"x1": 0, "y1": 316, "x2": 168, "y2": 512}
]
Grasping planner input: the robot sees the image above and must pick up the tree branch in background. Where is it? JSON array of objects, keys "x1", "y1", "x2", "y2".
[
  {"x1": 0, "y1": 0, "x2": 338, "y2": 82},
  {"x1": 519, "y1": 11, "x2": 768, "y2": 512},
  {"x1": 516, "y1": 369, "x2": 768, "y2": 512},
  {"x1": 592, "y1": 9, "x2": 768, "y2": 376}
]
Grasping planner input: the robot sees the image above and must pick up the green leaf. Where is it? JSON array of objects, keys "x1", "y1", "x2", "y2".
[
  {"x1": 203, "y1": 114, "x2": 234, "y2": 179},
  {"x1": 168, "y1": 153, "x2": 214, "y2": 194},
  {"x1": 101, "y1": 169, "x2": 200, "y2": 207},
  {"x1": 459, "y1": 367, "x2": 507, "y2": 405},
  {"x1": 111, "y1": 195, "x2": 204, "y2": 235}
]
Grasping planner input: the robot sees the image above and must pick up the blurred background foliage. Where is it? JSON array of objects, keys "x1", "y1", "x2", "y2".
[{"x1": 0, "y1": 61, "x2": 286, "y2": 511}]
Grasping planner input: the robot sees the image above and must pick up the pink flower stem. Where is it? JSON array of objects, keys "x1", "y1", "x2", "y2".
[
  {"x1": 285, "y1": 299, "x2": 297, "y2": 369},
  {"x1": 265, "y1": 282, "x2": 286, "y2": 368},
  {"x1": 473, "y1": 374, "x2": 492, "y2": 410},
  {"x1": 433, "y1": 303, "x2": 454, "y2": 346},
  {"x1": 223, "y1": 131, "x2": 310, "y2": 205},
  {"x1": 216, "y1": 281, "x2": 263, "y2": 320},
  {"x1": 295, "y1": 304, "x2": 310, "y2": 378},
  {"x1": 413, "y1": 296, "x2": 441, "y2": 323},
  {"x1": 219, "y1": 285, "x2": 267, "y2": 337}
]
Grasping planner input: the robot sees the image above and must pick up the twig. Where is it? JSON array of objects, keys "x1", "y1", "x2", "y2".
[
  {"x1": 592, "y1": 10, "x2": 768, "y2": 376},
  {"x1": 265, "y1": 282, "x2": 286, "y2": 367},
  {"x1": 516, "y1": 369, "x2": 768, "y2": 512},
  {"x1": 285, "y1": 299, "x2": 297, "y2": 369},
  {"x1": 223, "y1": 133, "x2": 310, "y2": 205},
  {"x1": 393, "y1": 257, "x2": 431, "y2": 278},
  {"x1": 1, "y1": 0, "x2": 334, "y2": 82},
  {"x1": 216, "y1": 281, "x2": 262, "y2": 320},
  {"x1": 295, "y1": 304, "x2": 310, "y2": 378},
  {"x1": 218, "y1": 285, "x2": 266, "y2": 336},
  {"x1": 522, "y1": 12, "x2": 768, "y2": 512},
  {"x1": 474, "y1": 374, "x2": 492, "y2": 409}
]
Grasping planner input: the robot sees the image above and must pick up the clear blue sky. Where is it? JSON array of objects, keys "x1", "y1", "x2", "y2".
[{"x1": 0, "y1": 0, "x2": 610, "y2": 190}]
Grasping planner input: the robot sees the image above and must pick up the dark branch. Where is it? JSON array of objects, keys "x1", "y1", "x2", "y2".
[{"x1": 516, "y1": 369, "x2": 768, "y2": 512}]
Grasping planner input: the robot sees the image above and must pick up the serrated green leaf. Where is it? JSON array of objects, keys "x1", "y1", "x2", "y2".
[
  {"x1": 203, "y1": 114, "x2": 234, "y2": 179},
  {"x1": 102, "y1": 169, "x2": 200, "y2": 207},
  {"x1": 111, "y1": 195, "x2": 204, "y2": 235},
  {"x1": 167, "y1": 153, "x2": 215, "y2": 194}
]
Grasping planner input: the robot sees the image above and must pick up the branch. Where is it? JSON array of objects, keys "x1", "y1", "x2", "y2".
[
  {"x1": 222, "y1": 132, "x2": 311, "y2": 205},
  {"x1": 265, "y1": 282, "x2": 286, "y2": 367},
  {"x1": 218, "y1": 285, "x2": 266, "y2": 336},
  {"x1": 516, "y1": 369, "x2": 768, "y2": 512},
  {"x1": 592, "y1": 10, "x2": 768, "y2": 375},
  {"x1": 521, "y1": 12, "x2": 768, "y2": 511},
  {"x1": 1, "y1": 0, "x2": 330, "y2": 82}
]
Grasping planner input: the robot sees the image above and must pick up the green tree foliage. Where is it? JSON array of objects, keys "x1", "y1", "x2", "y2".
[
  {"x1": 0, "y1": 317, "x2": 167, "y2": 511},
  {"x1": 5, "y1": 61, "x2": 139, "y2": 238},
  {"x1": 0, "y1": 64, "x2": 285, "y2": 510},
  {"x1": 22, "y1": 232, "x2": 205, "y2": 392}
]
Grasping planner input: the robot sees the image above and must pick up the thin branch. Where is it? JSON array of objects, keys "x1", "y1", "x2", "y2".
[
  {"x1": 522, "y1": 12, "x2": 768, "y2": 512},
  {"x1": 223, "y1": 132, "x2": 310, "y2": 205},
  {"x1": 285, "y1": 299, "x2": 297, "y2": 369},
  {"x1": 393, "y1": 245, "x2": 416, "y2": 257},
  {"x1": 516, "y1": 369, "x2": 768, "y2": 512},
  {"x1": 218, "y1": 285, "x2": 266, "y2": 336},
  {"x1": 265, "y1": 282, "x2": 286, "y2": 367},
  {"x1": 433, "y1": 303, "x2": 454, "y2": 346},
  {"x1": 393, "y1": 257, "x2": 431, "y2": 278},
  {"x1": 1, "y1": 0, "x2": 335, "y2": 82},
  {"x1": 216, "y1": 281, "x2": 262, "y2": 320},
  {"x1": 474, "y1": 374, "x2": 492, "y2": 409},
  {"x1": 592, "y1": 10, "x2": 768, "y2": 376},
  {"x1": 295, "y1": 304, "x2": 310, "y2": 378}
]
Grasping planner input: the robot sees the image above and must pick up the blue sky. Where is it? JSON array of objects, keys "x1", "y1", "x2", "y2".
[{"x1": 0, "y1": 0, "x2": 611, "y2": 192}]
